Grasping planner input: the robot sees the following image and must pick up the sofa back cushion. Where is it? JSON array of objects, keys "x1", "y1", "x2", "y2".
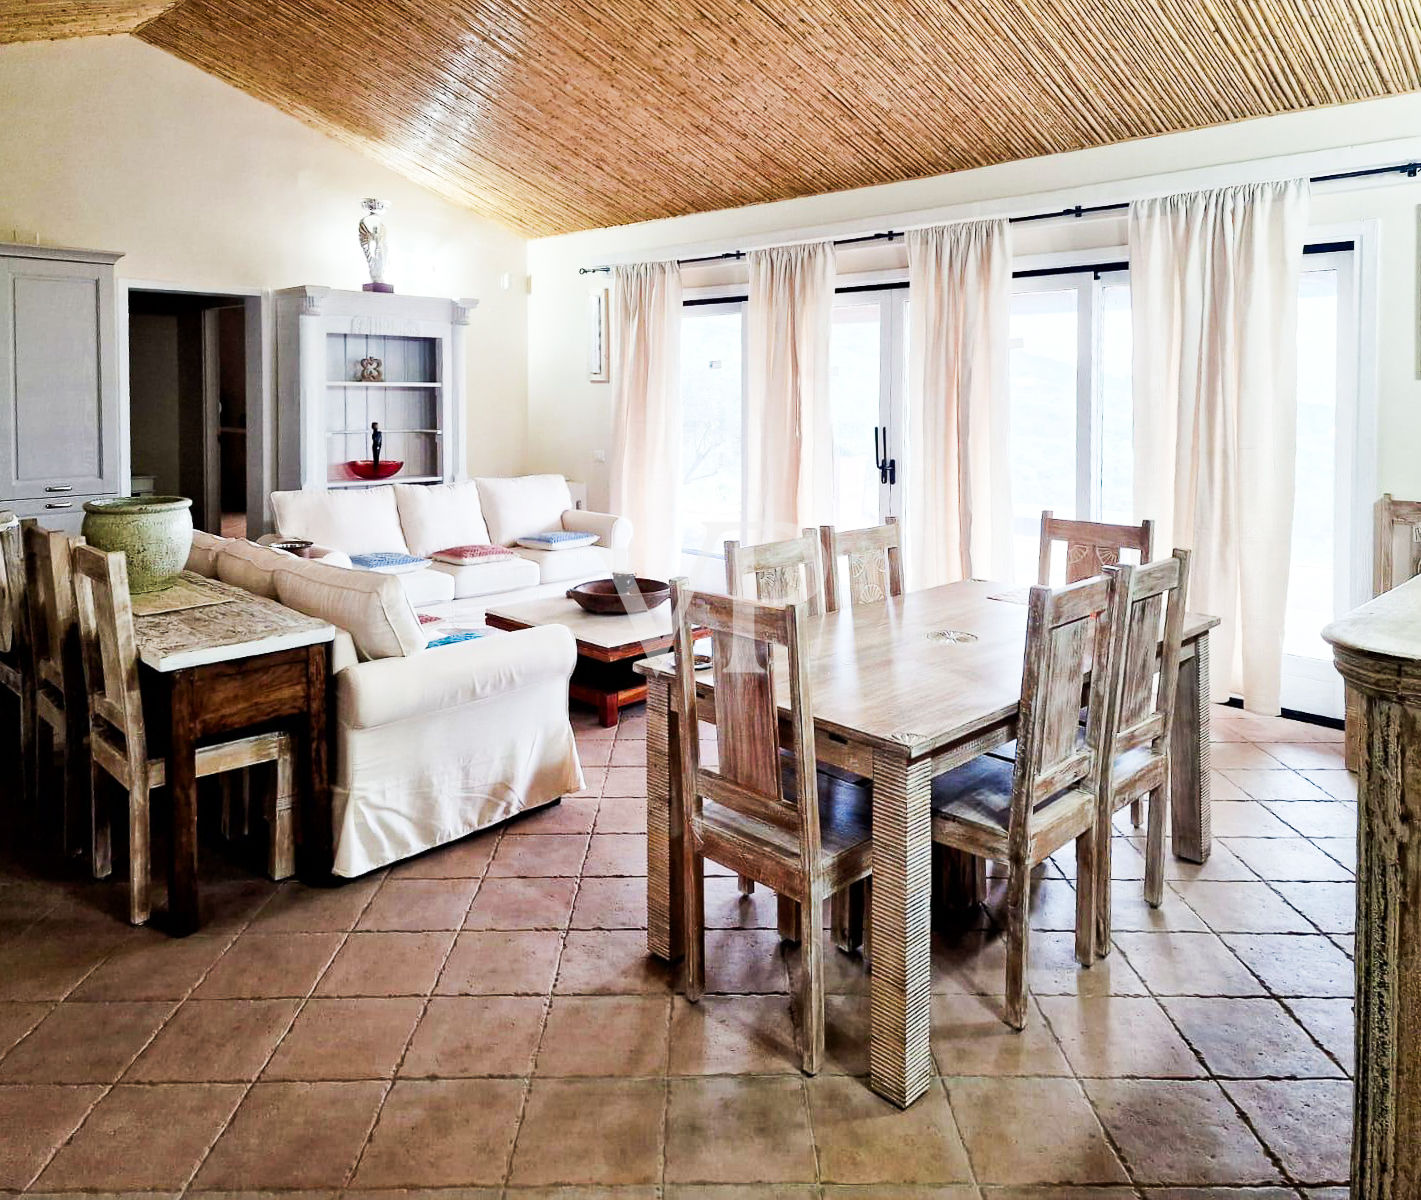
[
  {"x1": 393, "y1": 481, "x2": 492, "y2": 557},
  {"x1": 216, "y1": 539, "x2": 295, "y2": 599},
  {"x1": 475, "y1": 474, "x2": 572, "y2": 546},
  {"x1": 270, "y1": 487, "x2": 409, "y2": 556},
  {"x1": 187, "y1": 530, "x2": 229, "y2": 578},
  {"x1": 274, "y1": 558, "x2": 425, "y2": 661}
]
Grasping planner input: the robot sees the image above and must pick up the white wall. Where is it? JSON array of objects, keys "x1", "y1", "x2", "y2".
[
  {"x1": 527, "y1": 92, "x2": 1421, "y2": 514},
  {"x1": 0, "y1": 35, "x2": 529, "y2": 480}
]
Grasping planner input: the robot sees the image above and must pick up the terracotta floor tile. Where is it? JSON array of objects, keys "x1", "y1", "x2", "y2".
[
  {"x1": 1223, "y1": 1078, "x2": 1352, "y2": 1185},
  {"x1": 669, "y1": 1187, "x2": 819, "y2": 1199},
  {"x1": 504, "y1": 797, "x2": 599, "y2": 836},
  {"x1": 1161, "y1": 997, "x2": 1342, "y2": 1078},
  {"x1": 464, "y1": 876, "x2": 578, "y2": 930},
  {"x1": 1263, "y1": 801, "x2": 1357, "y2": 838},
  {"x1": 390, "y1": 834, "x2": 499, "y2": 879},
  {"x1": 583, "y1": 833, "x2": 648, "y2": 877},
  {"x1": 810, "y1": 1074, "x2": 973, "y2": 1184},
  {"x1": 0, "y1": 920, "x2": 130, "y2": 1001},
  {"x1": 946, "y1": 1075, "x2": 1128, "y2": 1185},
  {"x1": 572, "y1": 766, "x2": 609, "y2": 797},
  {"x1": 436, "y1": 930, "x2": 563, "y2": 995},
  {"x1": 571, "y1": 876, "x2": 648, "y2": 929},
  {"x1": 193, "y1": 933, "x2": 343, "y2": 999},
  {"x1": 665, "y1": 1076, "x2": 817, "y2": 1184},
  {"x1": 930, "y1": 992, "x2": 1070, "y2": 1076},
  {"x1": 250, "y1": 877, "x2": 381, "y2": 931},
  {"x1": 1111, "y1": 932, "x2": 1264, "y2": 996},
  {"x1": 1222, "y1": 837, "x2": 1352, "y2": 882},
  {"x1": 706, "y1": 928, "x2": 789, "y2": 994},
  {"x1": 315, "y1": 931, "x2": 455, "y2": 996},
  {"x1": 1297, "y1": 770, "x2": 1357, "y2": 802},
  {"x1": 0, "y1": 1001, "x2": 49, "y2": 1056},
  {"x1": 609, "y1": 738, "x2": 647, "y2": 766},
  {"x1": 356, "y1": 878, "x2": 479, "y2": 931},
  {"x1": 1145, "y1": 839, "x2": 1257, "y2": 883},
  {"x1": 934, "y1": 929, "x2": 1147, "y2": 997},
  {"x1": 596, "y1": 796, "x2": 648, "y2": 834},
  {"x1": 1209, "y1": 743, "x2": 1287, "y2": 770},
  {"x1": 1288, "y1": 996, "x2": 1354, "y2": 1069},
  {"x1": 68, "y1": 933, "x2": 233, "y2": 1000},
  {"x1": 703, "y1": 875, "x2": 779, "y2": 928},
  {"x1": 536, "y1": 995, "x2": 669, "y2": 1075},
  {"x1": 1241, "y1": 718, "x2": 1343, "y2": 743},
  {"x1": 576, "y1": 739, "x2": 614, "y2": 766},
  {"x1": 1219, "y1": 934, "x2": 1354, "y2": 997},
  {"x1": 1203, "y1": 801, "x2": 1297, "y2": 838},
  {"x1": 1219, "y1": 769, "x2": 1331, "y2": 802},
  {"x1": 1255, "y1": 741, "x2": 1347, "y2": 770},
  {"x1": 602, "y1": 766, "x2": 648, "y2": 798},
  {"x1": 38, "y1": 1083, "x2": 244, "y2": 1190},
  {"x1": 194, "y1": 1080, "x2": 386, "y2": 1190},
  {"x1": 1104, "y1": 881, "x2": 1210, "y2": 933},
  {"x1": 352, "y1": 1077, "x2": 523, "y2": 1188},
  {"x1": 126, "y1": 998, "x2": 299, "y2": 1081},
  {"x1": 1313, "y1": 837, "x2": 1356, "y2": 873},
  {"x1": 486, "y1": 834, "x2": 589, "y2": 878},
  {"x1": 400, "y1": 995, "x2": 546, "y2": 1077},
  {"x1": 0, "y1": 1083, "x2": 105, "y2": 1189},
  {"x1": 0, "y1": 1000, "x2": 175, "y2": 1082},
  {"x1": 509, "y1": 1077, "x2": 664, "y2": 1186},
  {"x1": 1037, "y1": 994, "x2": 1206, "y2": 1078},
  {"x1": 1083, "y1": 1078, "x2": 1280, "y2": 1186},
  {"x1": 669, "y1": 994, "x2": 798, "y2": 1074},
  {"x1": 556, "y1": 930, "x2": 674, "y2": 994},
  {"x1": 1170, "y1": 880, "x2": 1318, "y2": 934},
  {"x1": 264, "y1": 996, "x2": 423, "y2": 1080}
]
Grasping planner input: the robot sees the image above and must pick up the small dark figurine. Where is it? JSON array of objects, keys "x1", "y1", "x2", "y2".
[{"x1": 371, "y1": 422, "x2": 383, "y2": 470}]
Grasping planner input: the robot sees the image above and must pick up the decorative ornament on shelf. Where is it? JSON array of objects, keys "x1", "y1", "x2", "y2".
[
  {"x1": 358, "y1": 355, "x2": 383, "y2": 382},
  {"x1": 346, "y1": 421, "x2": 403, "y2": 480},
  {"x1": 358, "y1": 198, "x2": 393, "y2": 293}
]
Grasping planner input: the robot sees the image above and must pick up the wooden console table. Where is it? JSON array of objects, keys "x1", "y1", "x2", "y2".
[
  {"x1": 133, "y1": 573, "x2": 334, "y2": 935},
  {"x1": 1325, "y1": 575, "x2": 1421, "y2": 1197}
]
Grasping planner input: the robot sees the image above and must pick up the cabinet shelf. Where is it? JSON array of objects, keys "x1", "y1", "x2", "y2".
[
  {"x1": 326, "y1": 380, "x2": 442, "y2": 389},
  {"x1": 327, "y1": 428, "x2": 441, "y2": 436},
  {"x1": 327, "y1": 474, "x2": 442, "y2": 488}
]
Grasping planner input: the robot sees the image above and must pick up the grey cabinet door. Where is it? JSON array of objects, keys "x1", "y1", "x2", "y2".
[{"x1": 0, "y1": 256, "x2": 119, "y2": 500}]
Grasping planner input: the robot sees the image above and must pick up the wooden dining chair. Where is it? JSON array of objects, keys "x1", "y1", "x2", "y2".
[
  {"x1": 670, "y1": 579, "x2": 872, "y2": 1073},
  {"x1": 0, "y1": 513, "x2": 35, "y2": 819},
  {"x1": 818, "y1": 518, "x2": 904, "y2": 612},
  {"x1": 1092, "y1": 550, "x2": 1191, "y2": 954},
  {"x1": 25, "y1": 523, "x2": 92, "y2": 865},
  {"x1": 71, "y1": 544, "x2": 297, "y2": 924},
  {"x1": 929, "y1": 572, "x2": 1123, "y2": 1029},
  {"x1": 1038, "y1": 511, "x2": 1154, "y2": 585}
]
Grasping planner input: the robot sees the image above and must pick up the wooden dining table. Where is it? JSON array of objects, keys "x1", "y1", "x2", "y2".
[
  {"x1": 132, "y1": 573, "x2": 335, "y2": 935},
  {"x1": 636, "y1": 579, "x2": 1220, "y2": 1108}
]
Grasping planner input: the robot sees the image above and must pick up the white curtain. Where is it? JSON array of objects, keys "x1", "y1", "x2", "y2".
[
  {"x1": 1130, "y1": 180, "x2": 1309, "y2": 714},
  {"x1": 745, "y1": 242, "x2": 836, "y2": 542},
  {"x1": 905, "y1": 220, "x2": 1013, "y2": 588},
  {"x1": 609, "y1": 261, "x2": 682, "y2": 577}
]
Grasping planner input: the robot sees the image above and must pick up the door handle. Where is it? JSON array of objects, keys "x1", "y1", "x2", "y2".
[
  {"x1": 44, "y1": 485, "x2": 72, "y2": 493},
  {"x1": 874, "y1": 426, "x2": 896, "y2": 485},
  {"x1": 44, "y1": 501, "x2": 73, "y2": 509}
]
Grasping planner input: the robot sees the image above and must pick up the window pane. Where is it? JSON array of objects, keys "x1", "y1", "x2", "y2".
[
  {"x1": 830, "y1": 301, "x2": 883, "y2": 531},
  {"x1": 1098, "y1": 281, "x2": 1133, "y2": 523},
  {"x1": 679, "y1": 305, "x2": 743, "y2": 577},
  {"x1": 1285, "y1": 268, "x2": 1339, "y2": 660},
  {"x1": 1009, "y1": 288, "x2": 1079, "y2": 582}
]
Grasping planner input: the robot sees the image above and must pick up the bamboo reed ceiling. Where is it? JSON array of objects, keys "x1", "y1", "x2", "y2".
[
  {"x1": 0, "y1": 2, "x2": 182, "y2": 42},
  {"x1": 12, "y1": 0, "x2": 1421, "y2": 235}
]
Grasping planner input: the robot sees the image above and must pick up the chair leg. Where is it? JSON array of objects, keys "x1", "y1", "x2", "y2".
[
  {"x1": 1074, "y1": 829, "x2": 1095, "y2": 967},
  {"x1": 799, "y1": 885, "x2": 826, "y2": 1074},
  {"x1": 1129, "y1": 797, "x2": 1143, "y2": 827},
  {"x1": 777, "y1": 894, "x2": 802, "y2": 944},
  {"x1": 128, "y1": 782, "x2": 150, "y2": 926},
  {"x1": 268, "y1": 746, "x2": 295, "y2": 882},
  {"x1": 831, "y1": 880, "x2": 866, "y2": 953},
  {"x1": 89, "y1": 758, "x2": 112, "y2": 879},
  {"x1": 17, "y1": 686, "x2": 35, "y2": 814},
  {"x1": 738, "y1": 874, "x2": 755, "y2": 895},
  {"x1": 1093, "y1": 796, "x2": 1117, "y2": 959},
  {"x1": 683, "y1": 849, "x2": 706, "y2": 1002},
  {"x1": 862, "y1": 877, "x2": 873, "y2": 974},
  {"x1": 1144, "y1": 782, "x2": 1167, "y2": 908},
  {"x1": 1004, "y1": 853, "x2": 1031, "y2": 1031}
]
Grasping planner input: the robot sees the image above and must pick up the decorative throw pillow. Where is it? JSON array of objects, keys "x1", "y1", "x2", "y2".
[
  {"x1": 515, "y1": 531, "x2": 599, "y2": 552},
  {"x1": 431, "y1": 543, "x2": 518, "y2": 565},
  {"x1": 425, "y1": 628, "x2": 488, "y2": 649},
  {"x1": 349, "y1": 551, "x2": 430, "y2": 574}
]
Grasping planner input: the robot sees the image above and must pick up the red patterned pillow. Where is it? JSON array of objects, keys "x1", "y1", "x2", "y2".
[
  {"x1": 416, "y1": 612, "x2": 442, "y2": 626},
  {"x1": 431, "y1": 544, "x2": 517, "y2": 565}
]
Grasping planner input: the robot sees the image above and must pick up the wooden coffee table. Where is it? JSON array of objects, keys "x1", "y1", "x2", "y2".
[{"x1": 484, "y1": 594, "x2": 701, "y2": 727}]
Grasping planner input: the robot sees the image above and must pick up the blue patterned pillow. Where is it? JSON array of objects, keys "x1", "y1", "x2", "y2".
[
  {"x1": 515, "y1": 531, "x2": 599, "y2": 551},
  {"x1": 349, "y1": 551, "x2": 430, "y2": 574},
  {"x1": 426, "y1": 629, "x2": 487, "y2": 649}
]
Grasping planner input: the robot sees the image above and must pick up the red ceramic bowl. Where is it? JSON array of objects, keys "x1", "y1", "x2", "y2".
[{"x1": 345, "y1": 460, "x2": 403, "y2": 481}]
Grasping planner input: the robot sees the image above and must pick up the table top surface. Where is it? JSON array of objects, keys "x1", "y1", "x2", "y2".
[
  {"x1": 1324, "y1": 572, "x2": 1421, "y2": 662},
  {"x1": 637, "y1": 580, "x2": 1219, "y2": 758},
  {"x1": 485, "y1": 593, "x2": 677, "y2": 655},
  {"x1": 133, "y1": 573, "x2": 335, "y2": 673}
]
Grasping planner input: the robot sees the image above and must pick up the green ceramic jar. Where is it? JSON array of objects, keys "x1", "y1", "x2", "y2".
[{"x1": 81, "y1": 496, "x2": 193, "y2": 594}]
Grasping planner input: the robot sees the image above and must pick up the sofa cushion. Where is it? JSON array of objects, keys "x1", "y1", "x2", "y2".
[
  {"x1": 511, "y1": 543, "x2": 613, "y2": 585},
  {"x1": 394, "y1": 481, "x2": 491, "y2": 557},
  {"x1": 516, "y1": 531, "x2": 600, "y2": 552},
  {"x1": 216, "y1": 539, "x2": 296, "y2": 599},
  {"x1": 431, "y1": 544, "x2": 517, "y2": 565},
  {"x1": 430, "y1": 554, "x2": 541, "y2": 599},
  {"x1": 398, "y1": 566, "x2": 458, "y2": 607},
  {"x1": 275, "y1": 558, "x2": 426, "y2": 661},
  {"x1": 349, "y1": 551, "x2": 430, "y2": 574},
  {"x1": 476, "y1": 474, "x2": 573, "y2": 546},
  {"x1": 187, "y1": 530, "x2": 229, "y2": 578},
  {"x1": 270, "y1": 487, "x2": 409, "y2": 556}
]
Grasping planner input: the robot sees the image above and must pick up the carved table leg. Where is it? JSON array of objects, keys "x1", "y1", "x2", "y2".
[
  {"x1": 166, "y1": 671, "x2": 200, "y2": 937},
  {"x1": 645, "y1": 676, "x2": 681, "y2": 961},
  {"x1": 1169, "y1": 631, "x2": 1212, "y2": 864},
  {"x1": 868, "y1": 748, "x2": 933, "y2": 1108}
]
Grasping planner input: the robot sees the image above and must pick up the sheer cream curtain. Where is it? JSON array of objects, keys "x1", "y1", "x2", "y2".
[
  {"x1": 745, "y1": 242, "x2": 836, "y2": 542},
  {"x1": 905, "y1": 220, "x2": 1013, "y2": 588},
  {"x1": 1130, "y1": 180, "x2": 1309, "y2": 713},
  {"x1": 609, "y1": 261, "x2": 682, "y2": 577}
]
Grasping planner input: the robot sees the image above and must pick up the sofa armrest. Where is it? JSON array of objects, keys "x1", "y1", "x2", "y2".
[
  {"x1": 337, "y1": 624, "x2": 577, "y2": 730},
  {"x1": 561, "y1": 508, "x2": 632, "y2": 549}
]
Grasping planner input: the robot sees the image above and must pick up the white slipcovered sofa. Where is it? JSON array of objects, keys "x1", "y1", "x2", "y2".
[
  {"x1": 267, "y1": 475, "x2": 631, "y2": 619},
  {"x1": 187, "y1": 531, "x2": 585, "y2": 877}
]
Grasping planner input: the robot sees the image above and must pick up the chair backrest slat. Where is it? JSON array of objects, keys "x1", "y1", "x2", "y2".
[
  {"x1": 25, "y1": 524, "x2": 83, "y2": 696},
  {"x1": 822, "y1": 519, "x2": 904, "y2": 610},
  {"x1": 71, "y1": 544, "x2": 147, "y2": 775},
  {"x1": 725, "y1": 532, "x2": 826, "y2": 617},
  {"x1": 1038, "y1": 511, "x2": 1153, "y2": 585},
  {"x1": 1374, "y1": 493, "x2": 1421, "y2": 596},
  {"x1": 0, "y1": 512, "x2": 26, "y2": 666}
]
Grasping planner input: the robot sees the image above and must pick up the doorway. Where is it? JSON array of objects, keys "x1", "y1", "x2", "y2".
[{"x1": 127, "y1": 289, "x2": 254, "y2": 537}]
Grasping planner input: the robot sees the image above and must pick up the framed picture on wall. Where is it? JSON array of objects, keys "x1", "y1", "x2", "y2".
[{"x1": 587, "y1": 287, "x2": 610, "y2": 382}]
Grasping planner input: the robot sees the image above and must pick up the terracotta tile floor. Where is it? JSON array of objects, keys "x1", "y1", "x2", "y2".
[{"x1": 0, "y1": 702, "x2": 1355, "y2": 1197}]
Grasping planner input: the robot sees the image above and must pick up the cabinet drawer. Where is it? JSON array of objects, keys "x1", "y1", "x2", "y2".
[{"x1": 1, "y1": 493, "x2": 111, "y2": 536}]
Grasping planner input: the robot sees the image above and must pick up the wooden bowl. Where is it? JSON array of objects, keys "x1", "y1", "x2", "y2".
[
  {"x1": 345, "y1": 460, "x2": 403, "y2": 481},
  {"x1": 566, "y1": 577, "x2": 671, "y2": 614}
]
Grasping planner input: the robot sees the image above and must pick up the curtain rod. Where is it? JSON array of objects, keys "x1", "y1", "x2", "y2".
[{"x1": 576, "y1": 159, "x2": 1421, "y2": 275}]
